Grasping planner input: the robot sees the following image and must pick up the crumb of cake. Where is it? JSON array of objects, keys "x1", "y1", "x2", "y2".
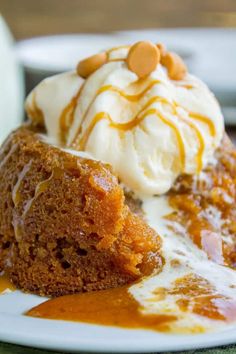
[
  {"x1": 168, "y1": 135, "x2": 236, "y2": 268},
  {"x1": 0, "y1": 126, "x2": 162, "y2": 296}
]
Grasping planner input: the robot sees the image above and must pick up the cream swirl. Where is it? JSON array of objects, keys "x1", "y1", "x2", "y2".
[{"x1": 25, "y1": 46, "x2": 224, "y2": 198}]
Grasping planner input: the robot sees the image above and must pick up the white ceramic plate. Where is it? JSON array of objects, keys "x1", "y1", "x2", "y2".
[{"x1": 1, "y1": 290, "x2": 236, "y2": 353}]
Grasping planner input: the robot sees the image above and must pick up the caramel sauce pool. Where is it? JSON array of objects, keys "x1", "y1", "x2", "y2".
[
  {"x1": 26, "y1": 274, "x2": 236, "y2": 332},
  {"x1": 0, "y1": 274, "x2": 15, "y2": 293},
  {"x1": 26, "y1": 286, "x2": 177, "y2": 332}
]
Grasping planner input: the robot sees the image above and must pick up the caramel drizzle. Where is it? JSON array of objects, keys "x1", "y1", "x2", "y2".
[
  {"x1": 188, "y1": 112, "x2": 216, "y2": 137},
  {"x1": 76, "y1": 85, "x2": 215, "y2": 172},
  {"x1": 141, "y1": 99, "x2": 213, "y2": 171},
  {"x1": 177, "y1": 84, "x2": 194, "y2": 89},
  {"x1": 12, "y1": 168, "x2": 62, "y2": 243},
  {"x1": 67, "y1": 79, "x2": 215, "y2": 173},
  {"x1": 174, "y1": 82, "x2": 195, "y2": 90},
  {"x1": 106, "y1": 45, "x2": 130, "y2": 57},
  {"x1": 59, "y1": 84, "x2": 84, "y2": 144},
  {"x1": 177, "y1": 116, "x2": 204, "y2": 172},
  {"x1": 104, "y1": 85, "x2": 214, "y2": 135},
  {"x1": 105, "y1": 45, "x2": 131, "y2": 63},
  {"x1": 97, "y1": 80, "x2": 161, "y2": 102},
  {"x1": 12, "y1": 160, "x2": 33, "y2": 207},
  {"x1": 23, "y1": 171, "x2": 55, "y2": 218},
  {"x1": 172, "y1": 107, "x2": 205, "y2": 172},
  {"x1": 108, "y1": 58, "x2": 125, "y2": 63},
  {"x1": 142, "y1": 98, "x2": 204, "y2": 172},
  {"x1": 26, "y1": 92, "x2": 44, "y2": 125},
  {"x1": 79, "y1": 108, "x2": 185, "y2": 170},
  {"x1": 70, "y1": 80, "x2": 161, "y2": 147}
]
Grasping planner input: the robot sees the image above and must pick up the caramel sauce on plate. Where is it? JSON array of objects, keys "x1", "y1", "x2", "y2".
[
  {"x1": 0, "y1": 274, "x2": 15, "y2": 293},
  {"x1": 168, "y1": 274, "x2": 236, "y2": 322},
  {"x1": 26, "y1": 286, "x2": 177, "y2": 332},
  {"x1": 168, "y1": 152, "x2": 236, "y2": 268},
  {"x1": 26, "y1": 273, "x2": 236, "y2": 331}
]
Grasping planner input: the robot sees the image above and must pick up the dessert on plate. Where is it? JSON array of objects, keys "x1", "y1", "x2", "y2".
[{"x1": 1, "y1": 40, "x2": 236, "y2": 333}]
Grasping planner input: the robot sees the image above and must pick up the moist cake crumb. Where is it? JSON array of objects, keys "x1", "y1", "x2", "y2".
[{"x1": 0, "y1": 126, "x2": 162, "y2": 296}]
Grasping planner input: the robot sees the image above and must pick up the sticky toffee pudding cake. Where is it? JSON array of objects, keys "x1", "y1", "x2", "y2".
[
  {"x1": 0, "y1": 127, "x2": 162, "y2": 296},
  {"x1": 168, "y1": 135, "x2": 236, "y2": 268},
  {"x1": 1, "y1": 40, "x2": 236, "y2": 333}
]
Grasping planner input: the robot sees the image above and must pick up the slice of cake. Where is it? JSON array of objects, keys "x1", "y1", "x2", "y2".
[{"x1": 0, "y1": 126, "x2": 162, "y2": 296}]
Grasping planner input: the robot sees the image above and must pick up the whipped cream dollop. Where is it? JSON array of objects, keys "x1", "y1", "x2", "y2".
[{"x1": 25, "y1": 45, "x2": 224, "y2": 198}]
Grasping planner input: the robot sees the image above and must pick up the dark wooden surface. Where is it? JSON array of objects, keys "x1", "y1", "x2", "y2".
[{"x1": 1, "y1": 0, "x2": 236, "y2": 40}]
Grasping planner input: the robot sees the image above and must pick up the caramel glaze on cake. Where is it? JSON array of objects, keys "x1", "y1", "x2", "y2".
[
  {"x1": 168, "y1": 135, "x2": 236, "y2": 268},
  {"x1": 0, "y1": 126, "x2": 162, "y2": 296}
]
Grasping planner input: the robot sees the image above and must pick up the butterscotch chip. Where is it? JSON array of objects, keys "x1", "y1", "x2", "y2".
[
  {"x1": 161, "y1": 52, "x2": 187, "y2": 80},
  {"x1": 157, "y1": 43, "x2": 166, "y2": 57},
  {"x1": 127, "y1": 41, "x2": 160, "y2": 78},
  {"x1": 77, "y1": 52, "x2": 107, "y2": 78}
]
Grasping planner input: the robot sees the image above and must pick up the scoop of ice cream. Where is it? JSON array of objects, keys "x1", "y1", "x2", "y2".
[{"x1": 25, "y1": 42, "x2": 224, "y2": 198}]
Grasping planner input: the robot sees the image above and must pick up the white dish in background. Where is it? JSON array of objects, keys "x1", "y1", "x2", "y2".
[
  {"x1": 118, "y1": 29, "x2": 236, "y2": 91},
  {"x1": 15, "y1": 34, "x2": 123, "y2": 73},
  {"x1": 15, "y1": 29, "x2": 236, "y2": 125},
  {"x1": 0, "y1": 15, "x2": 24, "y2": 142},
  {"x1": 15, "y1": 34, "x2": 127, "y2": 94},
  {"x1": 1, "y1": 289, "x2": 236, "y2": 353},
  {"x1": 15, "y1": 33, "x2": 194, "y2": 75},
  {"x1": 118, "y1": 28, "x2": 236, "y2": 126}
]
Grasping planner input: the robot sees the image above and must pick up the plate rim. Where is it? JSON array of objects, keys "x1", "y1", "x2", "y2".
[{"x1": 1, "y1": 307, "x2": 236, "y2": 353}]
